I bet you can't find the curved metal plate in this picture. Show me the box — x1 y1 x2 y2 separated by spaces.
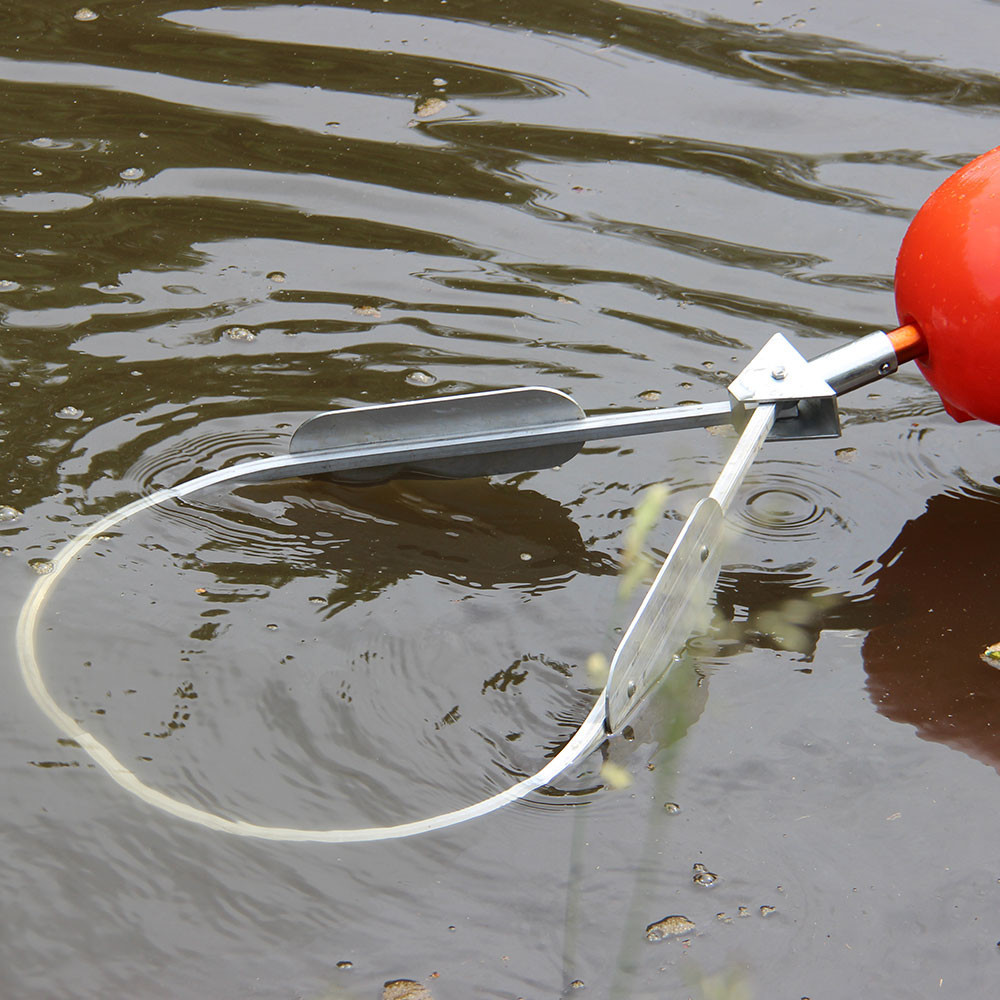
605 497 728 733
289 386 585 483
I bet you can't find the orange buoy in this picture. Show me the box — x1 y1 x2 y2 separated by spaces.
895 145 1000 424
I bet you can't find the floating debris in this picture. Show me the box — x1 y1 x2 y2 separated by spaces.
835 446 857 462
55 405 83 419
405 369 435 386
981 642 1000 666
0 505 22 522
759 905 776 917
716 912 733 924
119 167 144 181
705 422 734 437
223 326 256 342
74 7 98 20
383 980 434 1000
353 304 382 318
693 862 718 886
29 558 54 575
663 801 681 814
645 915 695 941
415 96 447 118
737 906 750 918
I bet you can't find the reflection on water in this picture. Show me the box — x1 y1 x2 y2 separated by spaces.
864 488 1000 771
4 0 1000 997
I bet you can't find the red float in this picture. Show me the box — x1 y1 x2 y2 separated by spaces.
894 145 1000 424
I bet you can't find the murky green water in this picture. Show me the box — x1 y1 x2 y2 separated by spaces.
4 2 1000 997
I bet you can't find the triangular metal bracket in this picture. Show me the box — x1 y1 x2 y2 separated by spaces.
729 333 841 440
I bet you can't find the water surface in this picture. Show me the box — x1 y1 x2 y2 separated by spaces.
3 2 1000 997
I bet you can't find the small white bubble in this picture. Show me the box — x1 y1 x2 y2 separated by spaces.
29 558 55 575
0 505 22 522
432 77 447 86
266 271 286 283
519 552 532 561
405 369 435 386
693 863 718 886
223 326 256 342
31 137 55 148
55 406 83 419
74 7 98 21
0 279 19 291
119 166 144 181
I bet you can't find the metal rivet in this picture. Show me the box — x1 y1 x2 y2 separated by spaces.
771 365 786 380
879 361 891 374
626 681 636 698
700 545 710 562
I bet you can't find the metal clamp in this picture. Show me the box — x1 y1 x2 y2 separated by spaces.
728 331 898 441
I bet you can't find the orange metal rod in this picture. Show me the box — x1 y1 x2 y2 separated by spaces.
888 323 927 364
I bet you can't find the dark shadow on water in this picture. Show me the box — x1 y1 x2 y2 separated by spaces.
195 475 619 610
862 487 1000 773
717 486 1000 774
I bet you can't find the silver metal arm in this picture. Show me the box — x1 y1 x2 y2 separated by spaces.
604 404 777 732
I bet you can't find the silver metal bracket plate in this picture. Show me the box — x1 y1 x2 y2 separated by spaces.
728 333 841 440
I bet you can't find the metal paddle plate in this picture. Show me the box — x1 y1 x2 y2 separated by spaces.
289 386 586 483
605 496 728 732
